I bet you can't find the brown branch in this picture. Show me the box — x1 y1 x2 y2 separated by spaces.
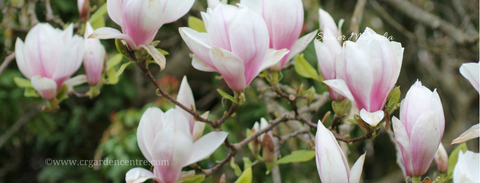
0 52 15 76
369 0 416 40
332 128 380 143
378 0 479 44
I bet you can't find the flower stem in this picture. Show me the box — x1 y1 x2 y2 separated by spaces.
412 176 422 183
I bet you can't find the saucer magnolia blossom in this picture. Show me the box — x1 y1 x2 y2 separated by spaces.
179 4 289 91
90 0 195 70
315 121 366 183
15 23 84 100
83 22 106 85
453 151 480 183
324 27 404 127
126 108 228 183
239 0 318 71
392 81 445 177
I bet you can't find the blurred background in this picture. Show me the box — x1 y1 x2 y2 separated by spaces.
0 0 478 182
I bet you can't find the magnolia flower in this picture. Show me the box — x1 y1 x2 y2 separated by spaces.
315 9 344 101
434 143 448 173
239 0 318 71
175 76 205 141
459 61 479 92
126 108 228 183
392 80 445 177
84 22 106 85
15 23 84 100
453 151 479 183
315 121 366 183
319 8 339 37
179 4 289 91
324 27 404 127
90 0 195 70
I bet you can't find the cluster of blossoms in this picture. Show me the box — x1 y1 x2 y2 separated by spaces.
13 0 479 182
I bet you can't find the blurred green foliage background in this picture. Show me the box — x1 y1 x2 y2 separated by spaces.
0 0 478 183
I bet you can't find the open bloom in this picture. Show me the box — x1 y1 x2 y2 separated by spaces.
239 0 317 71
315 121 366 183
459 61 479 92
126 108 228 183
90 0 194 69
315 9 344 101
84 22 106 85
15 23 84 100
324 27 404 126
434 143 448 173
179 4 288 91
453 151 479 183
392 80 445 177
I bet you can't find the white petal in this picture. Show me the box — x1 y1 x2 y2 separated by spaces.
31 76 57 100
451 124 479 145
63 74 87 92
125 167 160 183
89 27 138 49
209 47 247 91
176 76 196 133
349 153 367 183
138 45 166 71
60 23 74 44
459 62 480 92
164 109 192 139
107 0 125 27
359 109 384 127
179 27 214 69
287 30 319 61
323 79 356 106
161 0 195 24
137 107 166 162
260 49 289 71
185 131 228 165
392 116 413 176
453 151 480 183
409 111 441 176
15 38 31 78
319 8 339 37
52 35 84 87
192 55 217 72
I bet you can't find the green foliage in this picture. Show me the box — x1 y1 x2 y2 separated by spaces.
217 89 239 104
183 174 206 183
386 86 401 113
235 168 252 183
446 143 468 180
188 16 207 33
294 54 321 81
89 3 107 29
276 150 316 165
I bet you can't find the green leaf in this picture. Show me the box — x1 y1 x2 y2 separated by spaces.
56 85 69 101
115 39 128 58
217 89 238 104
386 86 401 113
446 143 468 180
234 168 252 183
106 54 124 71
157 48 169 55
88 3 107 29
24 87 39 97
182 174 205 183
14 77 32 88
294 54 321 81
106 67 119 84
233 163 242 176
276 150 316 165
188 16 206 33
243 157 253 169
115 62 132 77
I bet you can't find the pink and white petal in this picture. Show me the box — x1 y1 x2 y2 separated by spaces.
179 27 214 67
201 11 211 28
24 23 63 78
125 167 161 183
164 109 192 139
89 27 138 49
107 0 125 27
161 0 195 24
287 30 319 61
192 55 217 72
459 62 479 92
59 23 74 44
31 76 57 101
206 4 239 50
64 74 87 93
229 7 269 82
260 49 289 71
319 8 339 37
409 111 441 176
176 76 196 133
137 107 166 162
15 38 31 78
359 109 384 127
138 45 166 71
314 39 335 80
52 35 84 87
451 124 479 145
392 116 414 176
192 121 206 142
185 131 228 165
430 89 445 138
209 47 247 91
121 0 164 47
152 125 193 183
349 153 367 183
263 0 303 51
323 79 356 106
400 81 433 136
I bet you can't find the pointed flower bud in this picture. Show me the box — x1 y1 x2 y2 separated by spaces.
319 8 339 37
392 80 445 177
77 0 90 23
324 27 404 127
315 121 366 183
175 76 206 142
84 22 106 85
179 4 289 91
434 143 448 173
126 108 228 183
453 151 479 183
15 23 84 101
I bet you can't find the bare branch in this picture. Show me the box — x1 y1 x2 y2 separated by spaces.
0 52 15 76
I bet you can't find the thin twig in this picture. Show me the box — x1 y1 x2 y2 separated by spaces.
0 52 15 76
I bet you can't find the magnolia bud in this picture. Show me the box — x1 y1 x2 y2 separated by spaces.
434 143 448 173
261 133 275 163
77 0 90 23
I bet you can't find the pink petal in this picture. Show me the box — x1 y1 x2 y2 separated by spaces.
323 79 356 106
160 0 195 24
15 38 31 78
84 22 106 85
286 30 319 61
179 27 214 68
137 107 166 162
52 35 84 88
107 0 125 27
206 4 239 50
89 27 138 49
31 76 57 101
176 76 196 134
400 80 435 136
259 49 289 71
121 0 164 47
409 111 441 176
392 116 414 177
209 47 247 91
